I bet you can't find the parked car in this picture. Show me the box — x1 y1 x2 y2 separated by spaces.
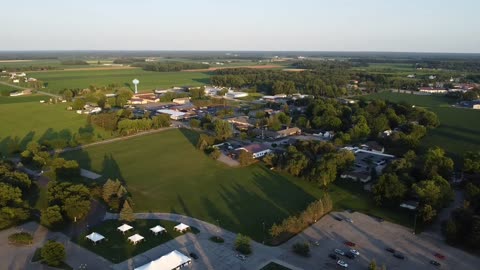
345 218 353 223
334 249 345 256
329 254 339 260
337 260 348 268
394 253 405 260
386 247 395 253
334 216 343 221
430 260 441 267
189 252 198 260
349 249 360 256
345 253 355 259
344 241 356 247
434 253 446 260
235 254 246 261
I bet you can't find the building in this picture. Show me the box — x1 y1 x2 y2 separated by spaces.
236 144 272 159
474 104 480 110
9 91 24 97
428 75 437 80
407 74 415 78
225 90 248 99
419 87 447 94
172 97 191 105
134 250 192 270
128 98 148 105
226 116 254 129
361 141 384 153
341 171 372 183
157 109 186 120
12 79 19 83
276 127 302 138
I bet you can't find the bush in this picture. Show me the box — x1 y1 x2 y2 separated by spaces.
209 236 225 243
8 232 33 245
235 234 252 255
41 241 65 267
292 242 310 257
208 148 221 160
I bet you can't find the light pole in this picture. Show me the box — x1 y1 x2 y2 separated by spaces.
262 222 266 244
216 219 220 234
413 212 418 235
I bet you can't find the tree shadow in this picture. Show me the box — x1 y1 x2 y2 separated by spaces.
192 77 211 85
101 153 125 183
178 128 200 147
19 131 35 150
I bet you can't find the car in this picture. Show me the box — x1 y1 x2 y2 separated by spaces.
344 241 356 247
386 247 395 253
235 254 246 261
189 252 198 260
393 253 405 260
329 254 339 260
434 253 446 260
334 216 343 221
334 249 345 256
430 260 441 267
349 249 360 256
345 218 353 223
345 253 355 259
337 260 348 268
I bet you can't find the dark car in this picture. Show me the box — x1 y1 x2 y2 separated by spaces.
393 253 405 260
386 247 395 253
189 252 198 260
430 260 441 267
334 216 343 221
329 254 339 260
434 253 446 260
344 241 356 247
345 253 355 259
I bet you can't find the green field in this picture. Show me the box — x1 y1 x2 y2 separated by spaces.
61 129 413 241
0 59 110 70
0 96 111 153
362 92 480 162
28 69 211 93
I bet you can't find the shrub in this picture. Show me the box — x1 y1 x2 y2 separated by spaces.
41 241 65 267
292 242 310 257
235 234 252 255
8 232 33 245
209 236 225 243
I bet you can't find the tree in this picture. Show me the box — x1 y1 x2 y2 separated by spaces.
413 180 441 207
372 173 407 205
238 150 255 166
464 152 480 174
189 119 201 128
152 114 171 129
63 196 91 221
369 260 377 270
292 242 310 257
41 241 65 267
208 148 221 160
235 234 252 255
40 205 64 228
119 200 135 222
0 183 22 207
72 98 86 110
213 120 233 140
419 204 437 223
116 89 133 107
422 147 454 179
102 179 120 203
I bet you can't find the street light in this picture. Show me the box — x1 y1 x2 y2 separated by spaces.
413 212 418 235
262 222 266 244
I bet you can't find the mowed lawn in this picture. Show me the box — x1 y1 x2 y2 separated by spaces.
28 69 211 93
0 96 111 152
362 92 480 161
61 129 414 241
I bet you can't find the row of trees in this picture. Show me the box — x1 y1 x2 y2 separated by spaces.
88 111 171 135
269 195 333 238
134 61 209 72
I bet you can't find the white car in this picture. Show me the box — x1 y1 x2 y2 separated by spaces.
235 254 246 261
345 218 353 223
350 249 360 256
337 260 348 268
334 249 345 256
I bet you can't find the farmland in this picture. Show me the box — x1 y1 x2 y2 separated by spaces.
362 91 480 162
61 129 413 242
0 96 111 153
28 68 211 93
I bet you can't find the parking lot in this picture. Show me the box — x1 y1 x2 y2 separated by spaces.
275 211 480 270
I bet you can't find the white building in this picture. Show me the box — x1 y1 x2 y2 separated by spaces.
236 144 272 159
157 109 186 120
134 250 192 270
225 90 248 99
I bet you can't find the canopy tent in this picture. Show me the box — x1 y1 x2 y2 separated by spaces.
150 225 166 235
134 250 192 270
117 224 133 234
128 234 145 245
86 232 105 244
174 223 190 233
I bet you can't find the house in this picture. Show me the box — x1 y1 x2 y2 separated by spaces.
236 144 272 159
361 141 384 153
224 90 248 99
172 97 191 105
17 72 26 77
276 127 301 137
105 93 118 98
131 93 160 103
341 171 372 183
407 74 415 78
9 91 24 97
157 109 186 120
474 104 480 110
226 116 254 129
128 98 148 105
12 79 19 83
419 87 447 94
428 75 437 80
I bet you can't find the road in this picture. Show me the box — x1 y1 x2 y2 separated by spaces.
0 80 61 98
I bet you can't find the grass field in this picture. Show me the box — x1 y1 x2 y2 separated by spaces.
0 96 111 153
362 92 480 162
61 129 413 241
28 69 211 93
73 219 199 263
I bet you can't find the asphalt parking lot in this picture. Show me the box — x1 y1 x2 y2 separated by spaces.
275 211 480 270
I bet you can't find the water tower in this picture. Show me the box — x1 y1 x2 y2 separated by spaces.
132 78 139 94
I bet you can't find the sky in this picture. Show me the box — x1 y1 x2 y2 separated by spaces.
1 0 479 53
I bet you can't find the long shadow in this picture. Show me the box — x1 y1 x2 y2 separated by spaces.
178 128 200 147
0 136 12 155
101 153 125 183
192 77 211 85
19 131 35 150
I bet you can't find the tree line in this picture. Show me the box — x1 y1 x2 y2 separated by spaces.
133 61 209 72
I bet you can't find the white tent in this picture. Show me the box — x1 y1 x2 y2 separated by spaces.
134 250 192 270
117 224 133 234
128 234 144 245
174 223 190 233
150 225 166 235
86 232 105 244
